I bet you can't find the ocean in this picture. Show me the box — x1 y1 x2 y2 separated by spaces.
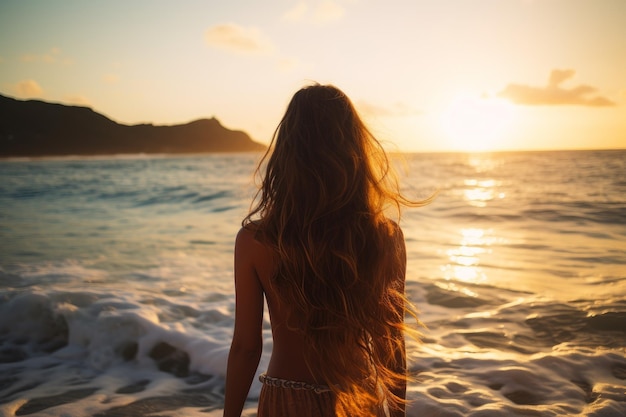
0 149 624 417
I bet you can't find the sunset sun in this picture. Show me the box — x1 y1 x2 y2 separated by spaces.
439 94 516 152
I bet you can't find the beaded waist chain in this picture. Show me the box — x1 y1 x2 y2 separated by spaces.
259 373 332 394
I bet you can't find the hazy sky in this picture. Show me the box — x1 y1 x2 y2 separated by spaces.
1 0 625 152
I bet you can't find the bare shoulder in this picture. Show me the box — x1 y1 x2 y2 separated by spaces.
236 226 257 248
235 227 267 257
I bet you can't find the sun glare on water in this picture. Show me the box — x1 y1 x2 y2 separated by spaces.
439 94 516 152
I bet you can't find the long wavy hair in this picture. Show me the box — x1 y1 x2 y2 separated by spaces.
244 84 428 416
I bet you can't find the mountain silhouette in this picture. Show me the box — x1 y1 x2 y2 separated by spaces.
0 94 266 157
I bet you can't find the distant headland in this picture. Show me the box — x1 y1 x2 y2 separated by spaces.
0 94 266 157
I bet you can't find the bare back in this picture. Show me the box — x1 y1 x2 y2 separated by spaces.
238 227 319 382
238 221 406 385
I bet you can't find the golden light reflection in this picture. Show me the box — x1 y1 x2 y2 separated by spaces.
463 178 505 207
468 155 501 172
448 244 484 266
446 265 485 283
442 228 498 284
436 281 479 298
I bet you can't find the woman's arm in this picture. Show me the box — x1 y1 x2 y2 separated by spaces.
223 228 265 417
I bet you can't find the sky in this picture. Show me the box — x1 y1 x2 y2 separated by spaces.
1 0 625 152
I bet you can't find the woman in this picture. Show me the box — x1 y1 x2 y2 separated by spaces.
223 84 426 417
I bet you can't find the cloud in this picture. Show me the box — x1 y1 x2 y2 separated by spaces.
498 69 615 107
20 47 72 65
357 100 421 118
283 0 345 23
205 23 274 54
14 79 44 98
